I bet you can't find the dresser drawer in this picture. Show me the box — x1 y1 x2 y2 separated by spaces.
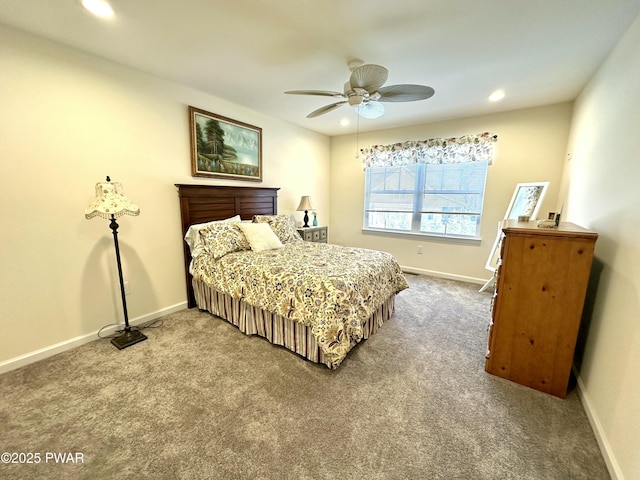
297 226 328 243
314 229 327 242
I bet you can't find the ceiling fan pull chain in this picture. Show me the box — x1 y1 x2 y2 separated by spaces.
355 109 360 158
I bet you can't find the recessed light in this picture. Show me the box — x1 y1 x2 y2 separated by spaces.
82 0 114 18
488 89 506 102
339 118 350 127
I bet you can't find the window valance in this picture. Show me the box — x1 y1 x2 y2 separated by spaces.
361 132 497 169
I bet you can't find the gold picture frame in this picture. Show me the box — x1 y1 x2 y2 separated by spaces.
189 106 262 182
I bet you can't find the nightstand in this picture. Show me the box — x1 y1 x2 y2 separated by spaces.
296 226 327 243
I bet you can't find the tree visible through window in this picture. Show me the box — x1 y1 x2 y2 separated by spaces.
364 161 489 238
361 132 496 239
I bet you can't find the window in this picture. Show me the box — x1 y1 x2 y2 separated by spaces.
361 132 496 239
364 161 489 238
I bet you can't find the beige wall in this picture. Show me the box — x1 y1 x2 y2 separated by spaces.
329 103 573 282
559 14 640 480
0 25 330 367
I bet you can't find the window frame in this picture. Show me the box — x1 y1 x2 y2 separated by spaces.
362 161 489 241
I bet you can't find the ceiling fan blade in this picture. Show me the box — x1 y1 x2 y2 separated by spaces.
349 64 389 92
285 90 345 98
356 101 385 119
378 84 435 102
307 101 348 118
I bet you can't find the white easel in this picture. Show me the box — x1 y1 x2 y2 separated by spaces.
479 182 549 293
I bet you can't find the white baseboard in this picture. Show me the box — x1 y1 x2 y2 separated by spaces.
574 370 623 480
0 302 188 375
400 265 488 286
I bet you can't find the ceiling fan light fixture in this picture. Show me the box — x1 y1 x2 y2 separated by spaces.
355 101 385 119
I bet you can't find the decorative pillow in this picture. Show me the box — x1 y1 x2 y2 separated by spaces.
253 214 302 243
184 215 241 258
236 222 284 253
199 222 250 259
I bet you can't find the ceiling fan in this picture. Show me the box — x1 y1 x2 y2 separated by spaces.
285 59 435 119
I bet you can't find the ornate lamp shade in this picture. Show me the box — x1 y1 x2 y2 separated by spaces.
85 178 140 219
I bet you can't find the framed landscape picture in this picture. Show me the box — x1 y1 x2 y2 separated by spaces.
189 106 262 182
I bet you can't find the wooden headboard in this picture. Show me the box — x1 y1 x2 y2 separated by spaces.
175 184 280 308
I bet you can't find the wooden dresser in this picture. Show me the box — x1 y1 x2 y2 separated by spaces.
485 220 598 397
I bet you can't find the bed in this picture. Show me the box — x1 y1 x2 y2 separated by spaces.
176 184 408 368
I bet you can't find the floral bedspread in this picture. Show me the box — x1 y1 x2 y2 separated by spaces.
191 242 409 359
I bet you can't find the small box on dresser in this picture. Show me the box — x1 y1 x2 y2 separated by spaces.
485 220 598 398
296 226 327 243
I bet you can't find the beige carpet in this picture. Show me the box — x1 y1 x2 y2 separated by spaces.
0 274 610 479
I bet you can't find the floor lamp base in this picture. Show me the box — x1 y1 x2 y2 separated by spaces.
111 329 147 350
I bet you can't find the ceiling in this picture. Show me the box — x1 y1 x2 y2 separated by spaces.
1 0 639 137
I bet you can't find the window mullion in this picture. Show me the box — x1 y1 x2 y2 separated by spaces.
411 163 426 232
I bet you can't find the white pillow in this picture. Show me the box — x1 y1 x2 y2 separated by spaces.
184 215 241 258
236 223 283 253
253 214 302 243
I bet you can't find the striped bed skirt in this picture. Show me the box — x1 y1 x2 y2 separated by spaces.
193 279 396 369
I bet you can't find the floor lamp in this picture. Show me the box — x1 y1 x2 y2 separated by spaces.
85 176 147 349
